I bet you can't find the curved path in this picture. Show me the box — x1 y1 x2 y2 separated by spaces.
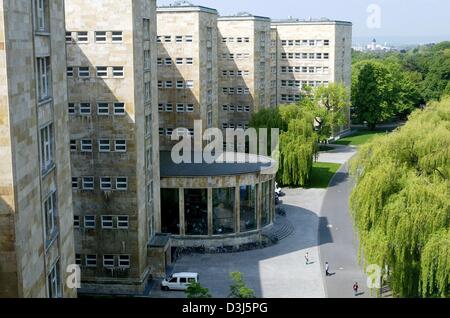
317 146 374 298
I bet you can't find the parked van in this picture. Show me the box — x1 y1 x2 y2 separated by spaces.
160 272 199 291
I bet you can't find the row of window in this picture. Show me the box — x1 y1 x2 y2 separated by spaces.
221 123 250 130
221 105 251 112
66 31 123 44
222 87 250 95
281 94 302 102
157 57 194 66
221 70 250 77
280 66 329 74
281 52 330 60
74 215 129 230
280 39 330 47
158 103 195 113
68 102 125 116
72 177 128 191
157 80 194 89
70 139 127 153
75 254 130 269
67 66 124 78
159 128 194 137
281 80 329 88
157 35 193 43
221 53 250 60
221 37 250 43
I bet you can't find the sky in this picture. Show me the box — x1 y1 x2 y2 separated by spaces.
157 0 450 44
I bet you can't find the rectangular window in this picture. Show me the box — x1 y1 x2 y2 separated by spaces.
97 103 109 115
186 58 193 65
175 36 183 43
157 58 163 65
72 177 78 190
244 105 250 112
98 139 110 152
78 66 90 78
74 215 80 228
75 254 81 265
101 216 113 229
176 58 183 65
117 216 129 229
96 66 108 78
185 35 193 42
95 31 107 43
84 215 96 228
176 81 184 89
165 104 173 112
37 57 50 101
118 255 130 268
144 50 151 69
70 140 77 152
112 31 123 43
35 0 48 32
47 261 61 298
176 104 184 112
85 255 97 267
185 80 194 89
82 177 94 190
164 36 171 42
114 103 125 115
100 177 112 190
116 177 128 191
145 82 151 101
65 32 72 43
145 114 152 137
115 140 127 152
166 128 173 136
40 124 53 172
80 103 91 115
143 19 150 39
103 255 114 267
165 81 173 88
164 58 172 65
186 104 194 112
159 128 164 136
77 31 88 43
43 192 57 241
112 67 124 77
67 67 74 77
324 40 330 46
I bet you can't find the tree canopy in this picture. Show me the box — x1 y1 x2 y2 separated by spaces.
349 98 450 297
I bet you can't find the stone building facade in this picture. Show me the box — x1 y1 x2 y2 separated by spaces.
0 0 76 298
156 5 219 151
65 0 160 294
217 15 272 136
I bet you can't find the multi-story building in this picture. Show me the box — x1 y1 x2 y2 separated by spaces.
217 13 272 134
65 0 160 294
271 19 352 105
0 0 75 297
156 4 219 150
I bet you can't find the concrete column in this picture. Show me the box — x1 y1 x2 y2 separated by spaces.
207 188 213 236
235 179 240 234
179 188 185 236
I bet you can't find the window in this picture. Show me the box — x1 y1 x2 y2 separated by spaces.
186 104 194 112
164 36 171 43
114 103 125 115
75 254 81 265
157 58 163 65
43 192 57 241
65 32 72 43
175 36 183 43
95 31 107 43
40 124 53 172
324 53 329 59
77 31 88 43
156 36 162 43
158 103 164 112
166 128 173 136
165 104 173 112
165 81 173 88
98 139 110 152
186 58 193 65
176 81 184 89
112 31 123 42
164 58 172 65
78 66 90 78
176 104 184 112
237 105 243 112
324 39 330 46
185 80 194 89
244 105 250 112
84 215 96 228
117 216 129 229
143 19 150 39
185 35 193 42
47 261 61 298
37 57 50 101
67 67 74 77
222 105 228 111
85 255 97 267
118 255 130 268
145 114 152 136
96 66 108 78
103 255 114 267
145 82 151 101
80 103 91 115
101 216 114 229
72 177 78 190
144 50 151 69
176 58 183 65
116 177 128 191
115 140 127 152
112 66 124 77
35 0 48 32
146 147 153 172
73 215 80 228
82 177 94 190
159 128 164 136
70 140 77 152
100 177 112 190
97 103 109 115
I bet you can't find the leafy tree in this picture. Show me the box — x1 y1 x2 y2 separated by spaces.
349 98 450 297
229 272 255 298
185 282 212 298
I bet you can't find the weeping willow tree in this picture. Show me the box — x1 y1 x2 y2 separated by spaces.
350 98 450 297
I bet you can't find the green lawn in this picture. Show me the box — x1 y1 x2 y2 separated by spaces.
332 130 390 146
306 162 342 188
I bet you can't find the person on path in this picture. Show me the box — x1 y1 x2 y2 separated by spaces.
353 282 359 296
325 262 330 276
305 252 309 265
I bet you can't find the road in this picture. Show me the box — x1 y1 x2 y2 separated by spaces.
318 152 374 298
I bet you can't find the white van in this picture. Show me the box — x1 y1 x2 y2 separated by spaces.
160 272 199 291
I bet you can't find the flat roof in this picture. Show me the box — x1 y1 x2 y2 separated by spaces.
218 13 271 22
160 151 276 177
157 5 218 15
272 18 352 26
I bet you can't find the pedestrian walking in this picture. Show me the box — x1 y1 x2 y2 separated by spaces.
305 252 309 265
325 262 330 276
353 282 359 296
